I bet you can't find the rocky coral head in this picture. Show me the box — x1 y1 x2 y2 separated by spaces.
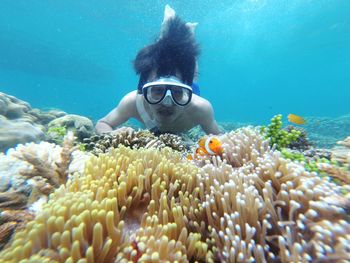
284 125 311 150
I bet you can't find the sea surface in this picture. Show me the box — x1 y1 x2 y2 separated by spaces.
1 0 349 125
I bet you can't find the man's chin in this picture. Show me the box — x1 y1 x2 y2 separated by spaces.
157 108 173 117
155 110 175 121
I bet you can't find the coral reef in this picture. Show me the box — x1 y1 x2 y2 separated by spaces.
6 132 75 189
200 128 350 262
0 132 93 209
331 136 350 169
47 114 94 142
303 148 332 161
283 125 311 151
317 163 350 185
0 132 91 248
83 127 187 155
280 149 332 174
0 92 63 152
183 126 206 142
0 210 34 250
313 136 350 185
0 127 349 262
46 126 67 145
186 114 350 149
260 114 301 150
0 92 94 152
305 114 350 148
0 146 206 262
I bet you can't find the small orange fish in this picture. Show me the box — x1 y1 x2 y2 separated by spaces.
288 114 306 125
187 136 223 160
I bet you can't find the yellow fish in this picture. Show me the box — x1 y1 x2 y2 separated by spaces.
288 114 306 125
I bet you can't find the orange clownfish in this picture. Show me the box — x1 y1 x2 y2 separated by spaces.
288 114 306 125
187 136 223 160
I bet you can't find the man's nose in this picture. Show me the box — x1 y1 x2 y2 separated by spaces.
161 90 174 106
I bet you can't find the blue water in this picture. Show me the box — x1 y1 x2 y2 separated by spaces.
1 0 349 124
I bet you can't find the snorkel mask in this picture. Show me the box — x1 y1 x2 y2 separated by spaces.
142 76 193 106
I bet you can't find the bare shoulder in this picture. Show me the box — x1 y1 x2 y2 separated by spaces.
99 90 139 125
121 90 138 105
189 95 221 135
189 95 214 117
118 91 138 114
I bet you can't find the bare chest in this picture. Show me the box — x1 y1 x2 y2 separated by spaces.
134 95 199 133
157 114 198 133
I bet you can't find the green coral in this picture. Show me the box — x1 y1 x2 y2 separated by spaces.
280 149 333 176
340 188 349 196
280 149 305 161
47 125 67 137
281 149 320 173
304 160 321 173
46 125 67 144
261 114 301 150
77 142 86 151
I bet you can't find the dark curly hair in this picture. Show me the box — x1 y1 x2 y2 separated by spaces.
133 16 200 93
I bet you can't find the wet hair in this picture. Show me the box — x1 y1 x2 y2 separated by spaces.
133 16 200 93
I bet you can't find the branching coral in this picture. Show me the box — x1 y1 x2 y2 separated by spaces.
83 127 187 155
0 132 84 250
0 131 88 211
7 132 75 188
0 190 29 211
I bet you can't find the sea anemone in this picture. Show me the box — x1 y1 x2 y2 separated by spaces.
200 128 350 262
0 146 207 262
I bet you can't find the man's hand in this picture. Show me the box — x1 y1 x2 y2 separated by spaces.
95 91 138 135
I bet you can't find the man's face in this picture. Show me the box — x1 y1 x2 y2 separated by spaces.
144 71 187 123
149 97 184 123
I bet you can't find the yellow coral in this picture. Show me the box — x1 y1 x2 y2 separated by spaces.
0 146 206 262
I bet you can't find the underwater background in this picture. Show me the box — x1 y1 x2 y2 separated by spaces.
1 0 350 124
1 1 350 262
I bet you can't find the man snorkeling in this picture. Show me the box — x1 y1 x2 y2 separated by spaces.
96 5 220 135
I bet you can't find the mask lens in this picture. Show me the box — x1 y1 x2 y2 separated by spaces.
170 86 192 105
147 85 167 103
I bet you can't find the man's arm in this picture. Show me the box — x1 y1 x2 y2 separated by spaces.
95 91 137 134
197 100 221 135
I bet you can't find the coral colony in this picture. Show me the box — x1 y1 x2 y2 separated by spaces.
0 124 349 262
0 91 349 262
